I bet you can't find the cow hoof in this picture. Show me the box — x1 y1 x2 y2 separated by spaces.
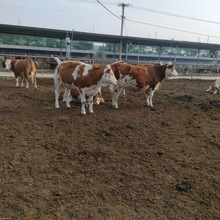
112 106 118 110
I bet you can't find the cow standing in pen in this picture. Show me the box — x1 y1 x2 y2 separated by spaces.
5 58 37 90
110 62 178 109
118 62 163 98
54 58 117 115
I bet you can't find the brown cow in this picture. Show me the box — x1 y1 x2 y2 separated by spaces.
110 61 178 109
54 58 117 114
5 58 37 90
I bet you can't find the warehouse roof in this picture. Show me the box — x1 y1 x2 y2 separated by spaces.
1 23 220 50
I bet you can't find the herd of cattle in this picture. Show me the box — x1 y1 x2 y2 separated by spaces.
2 56 220 115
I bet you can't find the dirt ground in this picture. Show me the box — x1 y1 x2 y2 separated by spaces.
0 77 219 220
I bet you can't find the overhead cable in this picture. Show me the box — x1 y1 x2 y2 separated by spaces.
96 0 120 19
131 5 220 25
125 18 220 39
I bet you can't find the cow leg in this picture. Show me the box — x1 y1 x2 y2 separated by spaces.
213 90 218 95
80 92 87 115
88 96 94 114
62 87 73 102
20 73 25 88
110 85 117 107
111 87 124 109
54 69 62 108
54 83 62 109
121 88 126 98
148 89 155 107
34 81 37 90
55 86 61 108
15 77 19 87
146 89 150 106
25 78 29 89
206 86 212 93
62 87 68 102
65 88 71 108
34 74 37 90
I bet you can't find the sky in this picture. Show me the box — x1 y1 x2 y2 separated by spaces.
1 0 220 44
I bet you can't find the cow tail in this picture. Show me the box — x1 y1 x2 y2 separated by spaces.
28 58 37 83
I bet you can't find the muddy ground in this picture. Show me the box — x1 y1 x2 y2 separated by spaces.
0 77 219 220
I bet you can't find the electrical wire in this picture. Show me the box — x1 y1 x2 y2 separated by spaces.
96 0 120 19
130 5 220 25
96 1 220 39
125 17 220 39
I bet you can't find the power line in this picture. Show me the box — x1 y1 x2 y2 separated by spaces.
125 18 220 39
130 5 220 25
96 1 220 39
96 0 120 19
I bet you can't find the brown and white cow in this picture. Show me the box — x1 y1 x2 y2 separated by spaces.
110 61 178 109
54 58 117 114
5 58 37 90
119 62 163 98
206 79 220 94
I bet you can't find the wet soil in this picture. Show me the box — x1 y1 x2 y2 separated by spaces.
0 77 219 220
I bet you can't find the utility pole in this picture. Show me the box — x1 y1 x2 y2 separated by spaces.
119 3 129 61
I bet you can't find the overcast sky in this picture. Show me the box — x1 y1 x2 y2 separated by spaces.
1 0 220 44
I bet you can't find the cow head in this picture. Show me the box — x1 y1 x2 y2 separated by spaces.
100 65 117 86
5 58 12 70
165 64 178 78
94 93 104 105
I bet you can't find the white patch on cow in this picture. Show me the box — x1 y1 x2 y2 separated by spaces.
121 75 138 91
72 65 80 80
82 65 93 77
